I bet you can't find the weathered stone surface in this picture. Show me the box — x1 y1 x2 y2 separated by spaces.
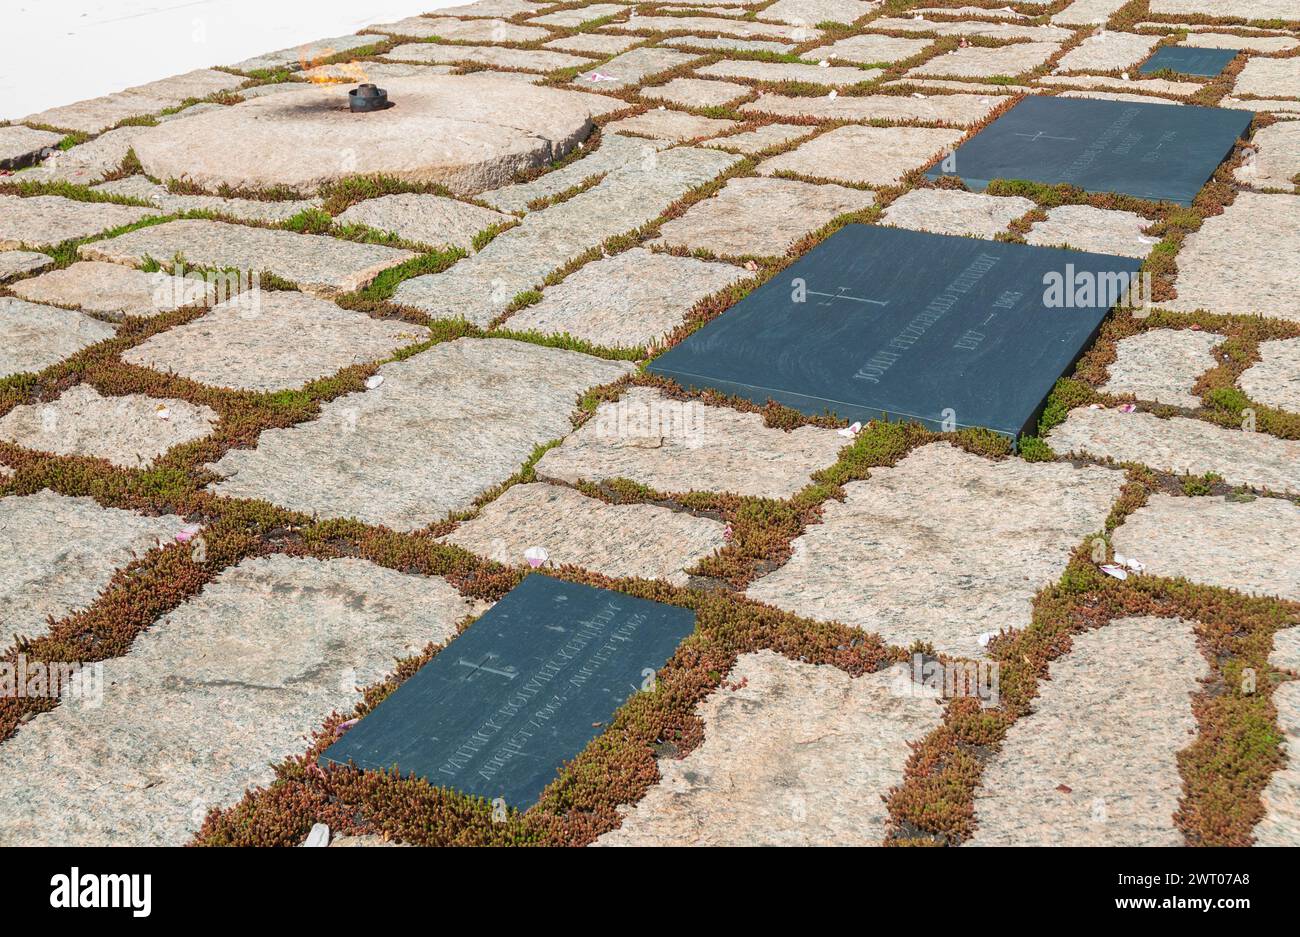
888 78 1031 94
1221 96 1300 115
439 0 550 15
0 251 53 281
0 126 62 170
663 36 796 54
481 133 667 213
741 92 999 126
1051 0 1130 25
1180 32 1299 53
19 69 245 133
0 195 158 250
1101 329 1220 408
297 61 450 84
1057 89 1187 105
0 298 117 378
394 147 740 323
0 490 182 640
0 384 218 469
746 444 1123 658
529 4 626 27
228 34 385 73
1236 121 1300 191
1055 33 1162 73
758 125 963 187
1047 408 1300 495
880 188 1034 238
335 194 512 250
909 42 1061 79
597 652 942 846
696 59 880 87
208 339 632 530
0 555 473 846
385 43 590 71
92 175 320 224
807 33 932 65
604 109 740 141
869 17 1072 41
603 16 821 41
544 33 641 56
1035 73 1199 97
1255 625 1300 846
535 386 846 499
701 123 816 153
969 616 1206 846
574 47 699 90
504 247 747 347
123 291 425 392
643 77 751 108
759 0 876 26
80 220 415 297
1150 0 1299 21
1241 338 1300 412
651 176 874 258
441 482 727 584
1111 494 1300 602
132 76 621 197
1025 204 1158 258
1167 193 1299 322
390 16 549 42
10 261 213 320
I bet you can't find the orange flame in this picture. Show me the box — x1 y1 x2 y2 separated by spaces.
297 46 370 85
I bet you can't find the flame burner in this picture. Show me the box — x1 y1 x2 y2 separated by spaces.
349 83 391 113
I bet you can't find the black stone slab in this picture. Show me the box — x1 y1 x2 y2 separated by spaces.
1139 45 1237 78
319 575 696 810
924 95 1254 206
647 225 1143 441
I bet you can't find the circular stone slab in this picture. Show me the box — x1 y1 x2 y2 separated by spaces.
132 75 620 195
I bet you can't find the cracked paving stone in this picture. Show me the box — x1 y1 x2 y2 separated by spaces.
1241 338 1300 413
534 386 846 499
1111 494 1300 602
758 125 962 187
384 43 590 72
92 175 321 225
334 193 513 250
0 384 218 469
740 92 1000 126
695 59 881 87
0 490 183 640
228 34 385 73
908 42 1061 79
1046 408 1300 495
207 338 632 530
1055 33 1162 73
806 33 933 65
440 482 727 585
596 652 943 846
0 195 159 250
481 133 668 213
650 176 874 258
880 188 1035 238
642 77 751 108
1236 121 1300 191
573 47 700 90
0 126 62 170
9 261 214 320
0 555 474 846
1255 625 1300 846
0 298 117 379
0 251 53 282
604 109 740 141
745 443 1125 659
18 69 245 133
701 123 816 154
603 16 822 41
79 220 416 297
969 616 1207 846
1025 204 1158 258
394 146 740 324
502 247 748 347
122 291 426 392
1100 328 1221 408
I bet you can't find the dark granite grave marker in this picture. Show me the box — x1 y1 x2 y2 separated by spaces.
647 225 1143 441
319 575 696 810
1139 45 1237 78
925 95 1253 205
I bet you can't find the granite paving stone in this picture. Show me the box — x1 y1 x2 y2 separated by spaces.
502 247 747 347
868 17 1072 42
1100 329 1221 408
0 555 473 846
207 338 632 530
228 34 386 72
1025 204 1159 257
481 133 668 213
0 298 117 378
642 77 751 108
1035 74 1200 97
1149 0 1299 17
440 481 727 584
122 291 426 392
384 44 590 71
879 188 1035 238
334 194 513 250
91 175 321 224
696 59 881 87
0 490 183 641
0 195 158 250
1255 626 1300 846
603 109 740 141
758 0 876 26
740 92 999 126
700 123 817 154
535 386 846 499
543 33 641 56
1236 121 1300 191
18 125 153 185
663 36 796 54
0 251 54 281
602 16 822 41
1111 494 1300 602
969 616 1206 846
0 384 218 470
745 443 1124 659
394 146 740 323
596 653 943 846
529 4 626 27
10 261 214 320
79 220 416 297
650 176 874 257
757 125 964 187
908 42 1061 79
806 34 933 65
1180 32 1299 54
19 69 245 133
1240 338 1300 412
0 125 62 170
1050 0 1130 25
573 47 699 90
1055 33 1163 73
1046 408 1300 495
390 17 548 42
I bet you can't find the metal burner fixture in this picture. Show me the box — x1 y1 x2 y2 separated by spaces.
349 83 392 113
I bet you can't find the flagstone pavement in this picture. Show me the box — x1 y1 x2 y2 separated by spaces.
1 0 1298 848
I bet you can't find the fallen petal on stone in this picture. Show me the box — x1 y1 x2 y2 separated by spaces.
524 545 549 568
1100 564 1128 580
